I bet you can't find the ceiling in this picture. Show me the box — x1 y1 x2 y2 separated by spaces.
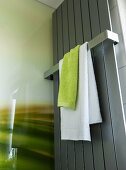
36 0 64 9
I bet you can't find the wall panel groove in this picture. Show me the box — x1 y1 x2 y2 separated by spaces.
53 11 62 170
66 1 76 169
52 0 126 169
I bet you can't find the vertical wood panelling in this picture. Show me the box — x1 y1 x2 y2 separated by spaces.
88 0 105 169
99 0 126 169
57 5 67 170
80 1 94 169
52 12 58 64
97 0 111 32
67 0 76 48
62 0 70 53
73 0 83 44
52 11 62 170
99 2 126 168
53 0 125 170
57 6 63 61
93 44 118 170
66 0 76 169
96 1 118 170
73 0 85 169
61 1 69 170
81 0 92 41
103 41 126 170
88 0 100 37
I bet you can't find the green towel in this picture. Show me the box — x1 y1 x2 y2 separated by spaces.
58 45 80 110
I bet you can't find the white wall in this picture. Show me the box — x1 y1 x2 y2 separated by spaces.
0 0 54 107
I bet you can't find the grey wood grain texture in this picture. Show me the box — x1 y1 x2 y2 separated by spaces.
57 3 69 170
98 0 126 169
97 0 118 169
52 0 126 170
80 0 94 170
53 74 61 170
88 0 105 169
123 103 126 116
67 0 76 49
65 0 76 169
97 0 111 32
93 44 118 170
108 0 117 10
81 0 92 42
52 12 58 65
119 66 126 104
57 6 63 60
62 0 69 53
73 0 83 44
103 40 126 170
60 1 69 170
53 11 62 170
73 0 85 169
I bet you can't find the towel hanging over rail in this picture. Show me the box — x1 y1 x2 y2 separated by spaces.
44 30 119 80
59 42 102 141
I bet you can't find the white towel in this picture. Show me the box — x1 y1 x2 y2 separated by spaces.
59 42 102 141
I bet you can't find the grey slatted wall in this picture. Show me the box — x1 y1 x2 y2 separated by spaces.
52 0 126 170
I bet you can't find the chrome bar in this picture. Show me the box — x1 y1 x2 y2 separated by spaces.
44 30 119 79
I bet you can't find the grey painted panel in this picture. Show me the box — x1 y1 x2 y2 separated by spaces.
67 1 76 170
73 1 85 169
98 0 111 32
74 141 85 170
80 1 94 170
60 1 69 170
81 0 91 42
52 12 58 64
67 0 76 48
60 141 68 170
90 124 105 170
56 5 69 170
57 6 63 60
52 12 62 170
57 3 69 170
115 33 126 69
103 41 126 170
123 103 126 117
89 0 100 37
53 0 126 170
53 74 62 170
73 0 83 44
83 142 94 170
62 0 70 53
67 141 75 170
99 2 126 169
110 6 122 34
93 45 118 170
89 0 105 169
97 1 118 169
108 0 117 10
119 66 126 104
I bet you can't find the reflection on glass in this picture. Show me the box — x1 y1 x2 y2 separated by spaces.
0 97 54 170
0 98 17 170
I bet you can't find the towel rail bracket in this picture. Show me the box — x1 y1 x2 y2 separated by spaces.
44 30 119 80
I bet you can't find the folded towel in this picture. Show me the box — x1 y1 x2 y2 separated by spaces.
58 45 80 110
59 42 102 141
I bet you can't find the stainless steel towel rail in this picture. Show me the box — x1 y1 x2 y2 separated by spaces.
44 30 119 80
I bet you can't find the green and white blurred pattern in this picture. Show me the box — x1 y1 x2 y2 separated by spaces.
0 105 54 170
0 0 54 169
